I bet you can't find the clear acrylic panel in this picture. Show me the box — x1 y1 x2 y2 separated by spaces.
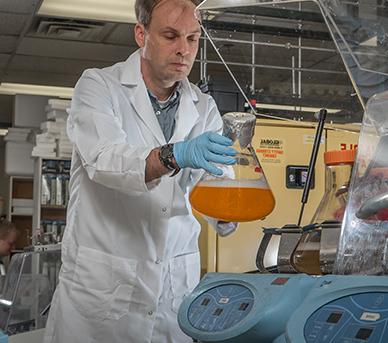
196 0 388 122
334 91 388 275
0 249 61 335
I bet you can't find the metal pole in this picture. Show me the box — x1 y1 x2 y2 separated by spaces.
292 56 296 96
203 33 208 81
297 109 327 226
251 29 255 95
193 58 346 75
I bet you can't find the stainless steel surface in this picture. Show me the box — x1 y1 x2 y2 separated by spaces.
319 222 341 274
277 230 302 273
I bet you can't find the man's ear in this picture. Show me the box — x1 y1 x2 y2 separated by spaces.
135 23 146 48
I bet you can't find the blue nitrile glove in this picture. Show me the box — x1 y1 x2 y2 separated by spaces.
173 131 237 175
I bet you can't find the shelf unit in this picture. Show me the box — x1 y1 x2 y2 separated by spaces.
32 157 70 245
7 176 34 249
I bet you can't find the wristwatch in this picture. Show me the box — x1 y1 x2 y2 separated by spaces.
159 144 180 176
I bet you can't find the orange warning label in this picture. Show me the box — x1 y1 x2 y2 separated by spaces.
256 138 284 164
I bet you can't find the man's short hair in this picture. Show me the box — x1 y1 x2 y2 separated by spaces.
135 0 202 28
0 218 17 240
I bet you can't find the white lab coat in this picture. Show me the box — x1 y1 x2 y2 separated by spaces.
43 49 222 343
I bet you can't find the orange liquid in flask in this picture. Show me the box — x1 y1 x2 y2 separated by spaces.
190 180 275 222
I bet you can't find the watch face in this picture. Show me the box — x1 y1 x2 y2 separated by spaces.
161 144 173 159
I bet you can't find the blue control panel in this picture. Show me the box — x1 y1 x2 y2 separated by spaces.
305 292 388 342
188 284 254 332
178 274 388 343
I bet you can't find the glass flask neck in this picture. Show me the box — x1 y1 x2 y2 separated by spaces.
311 162 354 223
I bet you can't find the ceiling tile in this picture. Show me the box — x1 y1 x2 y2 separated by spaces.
18 37 135 62
0 35 18 53
0 0 35 14
0 54 10 68
0 13 28 35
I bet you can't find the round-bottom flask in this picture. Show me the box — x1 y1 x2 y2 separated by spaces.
291 149 356 274
189 112 275 222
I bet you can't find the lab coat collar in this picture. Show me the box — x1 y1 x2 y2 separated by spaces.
120 49 200 144
120 50 165 145
120 49 141 86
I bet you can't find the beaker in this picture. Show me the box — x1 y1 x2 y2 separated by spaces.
189 112 275 222
292 149 357 274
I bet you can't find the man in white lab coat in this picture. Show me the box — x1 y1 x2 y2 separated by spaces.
43 0 237 342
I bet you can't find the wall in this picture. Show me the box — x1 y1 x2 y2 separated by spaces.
0 95 13 216
0 136 9 216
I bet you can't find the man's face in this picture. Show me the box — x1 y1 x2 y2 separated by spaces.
0 231 17 257
136 0 201 85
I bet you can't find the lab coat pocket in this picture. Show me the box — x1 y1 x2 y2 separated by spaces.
71 245 138 320
169 252 200 313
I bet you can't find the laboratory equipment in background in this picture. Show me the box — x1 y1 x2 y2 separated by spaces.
180 0 388 339
0 246 60 337
292 149 357 275
178 273 388 343
40 159 70 208
190 112 275 222
33 158 70 246
196 0 362 274
256 109 328 274
198 120 359 275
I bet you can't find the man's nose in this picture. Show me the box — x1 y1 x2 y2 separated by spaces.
176 37 189 57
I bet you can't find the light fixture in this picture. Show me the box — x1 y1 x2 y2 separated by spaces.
38 0 137 24
0 83 73 98
254 103 341 114
0 129 8 136
360 36 377 47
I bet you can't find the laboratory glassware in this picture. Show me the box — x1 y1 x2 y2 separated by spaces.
189 112 275 222
292 149 356 274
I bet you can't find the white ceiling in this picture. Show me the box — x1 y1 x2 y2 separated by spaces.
0 0 137 87
0 0 364 123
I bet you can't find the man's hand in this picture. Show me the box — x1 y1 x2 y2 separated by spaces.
173 131 236 175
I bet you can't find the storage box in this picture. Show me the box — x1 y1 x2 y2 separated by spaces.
5 141 34 176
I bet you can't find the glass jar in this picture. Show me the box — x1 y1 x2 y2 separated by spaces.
292 149 357 274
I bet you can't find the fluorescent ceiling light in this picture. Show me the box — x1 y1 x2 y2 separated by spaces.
360 36 377 47
0 83 73 98
0 299 12 307
38 0 137 24
254 103 341 114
